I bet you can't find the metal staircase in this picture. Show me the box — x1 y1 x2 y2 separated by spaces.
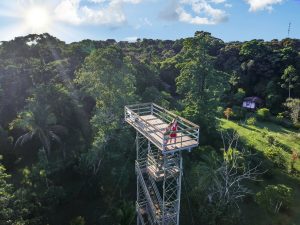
125 103 199 225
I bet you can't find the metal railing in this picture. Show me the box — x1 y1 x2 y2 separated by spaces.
125 103 199 153
136 161 162 221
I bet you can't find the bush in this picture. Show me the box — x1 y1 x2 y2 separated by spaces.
255 184 293 213
276 112 284 121
266 135 277 145
265 145 288 169
246 117 256 125
294 122 300 129
232 105 247 120
249 155 273 179
224 107 233 120
270 116 295 129
256 108 270 121
216 106 224 117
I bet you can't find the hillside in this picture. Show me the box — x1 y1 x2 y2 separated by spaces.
220 118 300 225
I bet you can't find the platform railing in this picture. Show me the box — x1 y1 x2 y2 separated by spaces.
125 105 163 148
125 103 199 152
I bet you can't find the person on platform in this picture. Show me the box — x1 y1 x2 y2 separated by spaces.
164 118 178 147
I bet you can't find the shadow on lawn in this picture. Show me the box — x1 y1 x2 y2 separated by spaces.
254 121 293 134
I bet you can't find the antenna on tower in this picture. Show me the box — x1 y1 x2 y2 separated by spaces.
288 22 291 37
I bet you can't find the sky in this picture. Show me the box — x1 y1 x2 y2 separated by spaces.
0 0 299 43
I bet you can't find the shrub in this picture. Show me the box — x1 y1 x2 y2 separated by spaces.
290 150 299 172
248 152 273 178
256 108 270 121
294 122 300 129
217 106 224 117
265 145 288 169
276 112 284 121
266 135 277 145
255 184 293 213
261 127 269 138
246 117 256 125
232 105 247 119
270 116 295 129
224 108 233 120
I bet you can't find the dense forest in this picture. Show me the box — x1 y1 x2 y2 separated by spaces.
0 31 300 225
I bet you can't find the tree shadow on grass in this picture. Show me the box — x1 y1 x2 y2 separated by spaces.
254 121 292 134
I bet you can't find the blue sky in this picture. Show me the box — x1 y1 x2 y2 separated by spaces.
0 0 299 43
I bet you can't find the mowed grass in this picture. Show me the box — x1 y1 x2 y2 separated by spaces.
219 118 300 225
218 118 300 171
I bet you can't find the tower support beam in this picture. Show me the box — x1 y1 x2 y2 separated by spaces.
125 103 199 225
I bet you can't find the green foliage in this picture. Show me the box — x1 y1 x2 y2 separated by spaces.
76 46 137 139
255 184 293 213
231 105 246 119
246 117 256 125
141 86 171 108
9 96 67 155
256 108 270 121
265 145 288 169
70 216 86 225
223 108 233 120
276 112 284 121
75 46 138 184
265 80 284 112
281 65 299 99
240 40 271 60
0 159 14 225
284 98 300 125
1 32 300 225
116 201 135 225
233 88 246 105
176 33 229 143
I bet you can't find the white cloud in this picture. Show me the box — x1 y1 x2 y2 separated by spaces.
210 0 226 3
54 0 143 26
245 0 284 12
175 0 228 25
54 0 82 25
124 36 138 42
134 17 152 29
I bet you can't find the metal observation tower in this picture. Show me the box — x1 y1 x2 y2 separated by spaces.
125 103 199 225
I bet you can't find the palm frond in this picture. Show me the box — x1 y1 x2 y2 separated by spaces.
49 131 61 143
14 132 33 148
38 130 51 154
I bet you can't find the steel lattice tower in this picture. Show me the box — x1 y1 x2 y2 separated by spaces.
125 103 199 225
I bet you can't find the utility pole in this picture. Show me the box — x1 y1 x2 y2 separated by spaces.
288 22 291 37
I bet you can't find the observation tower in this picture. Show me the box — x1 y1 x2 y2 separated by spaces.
125 103 199 225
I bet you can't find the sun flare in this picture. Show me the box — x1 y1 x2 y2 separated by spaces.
25 6 51 33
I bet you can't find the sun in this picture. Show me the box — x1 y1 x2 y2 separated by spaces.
24 6 51 33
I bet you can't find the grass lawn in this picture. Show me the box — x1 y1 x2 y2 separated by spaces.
219 118 300 170
218 118 300 225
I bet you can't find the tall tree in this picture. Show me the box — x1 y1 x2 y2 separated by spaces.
176 33 229 142
9 97 67 155
75 46 137 176
281 65 299 99
284 98 300 124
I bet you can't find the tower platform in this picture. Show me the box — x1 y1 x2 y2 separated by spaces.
125 103 199 154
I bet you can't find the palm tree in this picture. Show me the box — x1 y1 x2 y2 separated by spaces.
10 102 67 155
116 201 135 225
